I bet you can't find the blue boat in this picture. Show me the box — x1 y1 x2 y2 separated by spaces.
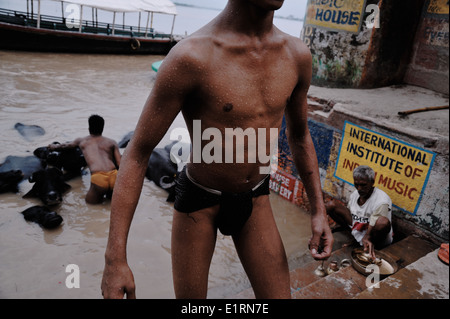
152 60 163 72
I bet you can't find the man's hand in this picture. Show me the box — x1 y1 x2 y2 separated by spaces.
362 234 376 260
101 261 136 299
309 214 334 260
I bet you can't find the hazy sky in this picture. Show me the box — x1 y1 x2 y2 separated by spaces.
175 0 308 19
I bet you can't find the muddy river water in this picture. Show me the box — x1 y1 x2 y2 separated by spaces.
0 50 312 299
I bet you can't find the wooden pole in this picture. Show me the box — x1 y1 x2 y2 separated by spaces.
78 5 83 32
398 106 449 116
112 12 116 35
145 11 150 37
138 12 141 33
170 15 176 38
37 0 40 29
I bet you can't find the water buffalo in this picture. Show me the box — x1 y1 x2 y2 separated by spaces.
0 155 44 180
14 123 46 141
23 167 71 206
0 170 24 194
21 205 63 229
118 134 188 202
34 143 87 180
146 142 188 202
118 131 134 149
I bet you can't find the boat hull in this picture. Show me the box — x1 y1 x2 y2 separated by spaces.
0 22 176 55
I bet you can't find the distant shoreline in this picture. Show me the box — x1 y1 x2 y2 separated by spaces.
173 2 304 21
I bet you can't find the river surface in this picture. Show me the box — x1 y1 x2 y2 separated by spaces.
0 50 312 299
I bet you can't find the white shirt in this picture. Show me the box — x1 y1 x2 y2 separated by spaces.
347 187 393 245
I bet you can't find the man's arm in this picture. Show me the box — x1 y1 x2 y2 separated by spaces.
112 141 122 169
101 42 201 299
48 138 82 151
285 42 333 260
363 204 391 258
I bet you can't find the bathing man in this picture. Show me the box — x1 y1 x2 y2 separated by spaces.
101 0 334 299
48 115 121 204
326 166 394 259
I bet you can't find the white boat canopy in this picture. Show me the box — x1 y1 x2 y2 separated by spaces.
28 0 177 35
47 0 178 15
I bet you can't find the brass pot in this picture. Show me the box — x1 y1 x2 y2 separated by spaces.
351 247 399 279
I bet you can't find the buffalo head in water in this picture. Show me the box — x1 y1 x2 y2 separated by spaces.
0 170 24 194
21 205 63 229
23 167 71 206
34 143 87 181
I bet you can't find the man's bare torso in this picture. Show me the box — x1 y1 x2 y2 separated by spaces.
78 136 118 173
178 24 306 193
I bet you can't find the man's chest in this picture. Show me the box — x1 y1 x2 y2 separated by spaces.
192 51 299 118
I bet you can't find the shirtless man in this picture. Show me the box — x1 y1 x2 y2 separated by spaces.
101 0 333 299
49 115 121 204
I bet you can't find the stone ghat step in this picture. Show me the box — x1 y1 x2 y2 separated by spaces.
355 249 448 299
230 235 438 299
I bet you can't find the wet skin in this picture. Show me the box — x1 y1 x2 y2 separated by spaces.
101 0 333 299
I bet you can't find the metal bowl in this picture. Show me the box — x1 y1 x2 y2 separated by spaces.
351 247 399 279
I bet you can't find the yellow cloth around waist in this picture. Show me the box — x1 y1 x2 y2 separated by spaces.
91 169 118 190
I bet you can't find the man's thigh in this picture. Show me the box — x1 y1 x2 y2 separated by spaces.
171 207 218 299
232 195 291 299
85 183 107 204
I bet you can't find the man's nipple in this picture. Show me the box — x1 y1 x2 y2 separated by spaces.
223 103 233 112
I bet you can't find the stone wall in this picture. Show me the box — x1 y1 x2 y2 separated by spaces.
270 115 449 243
404 0 449 94
300 0 378 87
290 0 449 242
301 0 449 92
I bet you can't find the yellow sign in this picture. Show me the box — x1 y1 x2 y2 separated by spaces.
305 0 367 33
335 122 436 215
428 0 449 14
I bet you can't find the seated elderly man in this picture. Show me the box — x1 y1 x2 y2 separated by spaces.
326 165 393 258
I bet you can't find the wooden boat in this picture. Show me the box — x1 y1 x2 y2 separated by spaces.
0 0 179 55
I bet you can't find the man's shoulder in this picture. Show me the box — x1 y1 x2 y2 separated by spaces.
158 35 212 79
102 136 119 146
349 189 360 200
367 188 392 209
167 35 213 64
373 187 392 202
283 32 312 65
270 29 312 78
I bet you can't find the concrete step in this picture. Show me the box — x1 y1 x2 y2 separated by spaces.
291 246 367 299
292 235 438 299
233 244 360 299
231 231 356 299
356 248 449 299
230 234 439 299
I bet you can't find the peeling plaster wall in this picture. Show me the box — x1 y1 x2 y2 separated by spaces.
301 0 378 88
301 0 434 89
308 27 371 87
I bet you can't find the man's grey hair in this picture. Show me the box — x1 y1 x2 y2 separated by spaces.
353 165 375 182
